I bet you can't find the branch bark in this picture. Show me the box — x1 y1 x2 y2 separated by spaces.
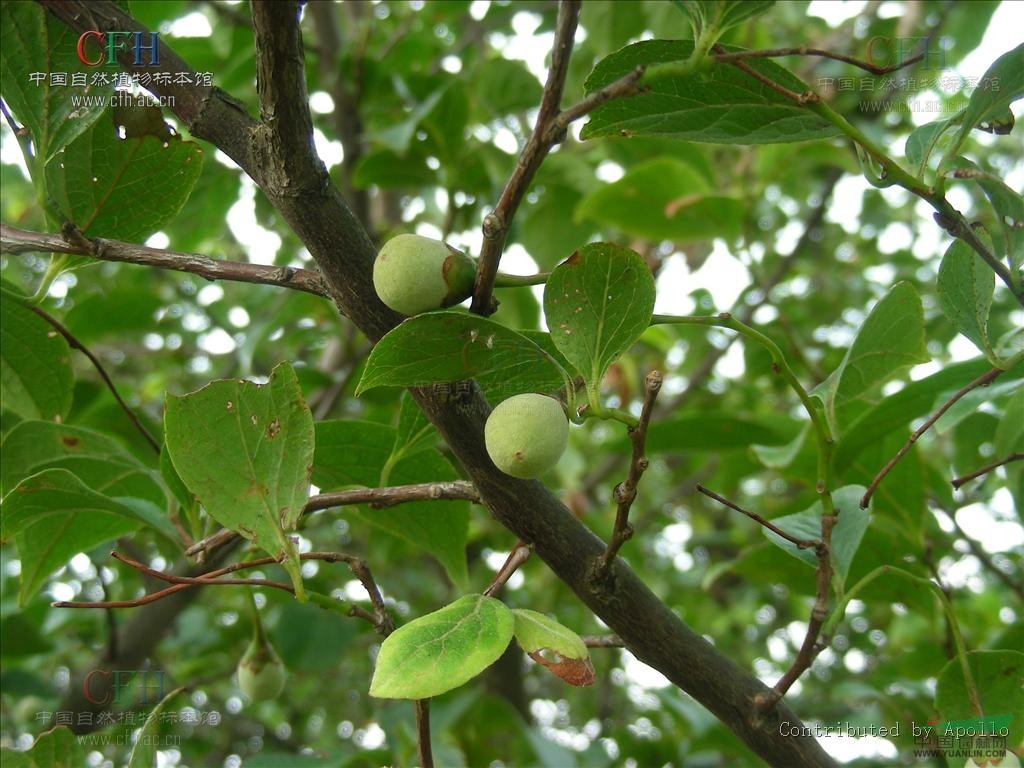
37 3 837 765
1 224 329 298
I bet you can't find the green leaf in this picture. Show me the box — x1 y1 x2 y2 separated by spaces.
834 357 992 470
752 424 809 469
391 393 437 462
945 158 1024 270
574 158 745 242
905 114 959 178
1 469 167 605
164 362 313 600
370 594 514 699
313 420 469 588
582 40 840 144
542 243 655 393
0 421 157 497
0 299 73 422
678 1 775 35
812 282 929 429
356 312 569 401
937 241 995 358
473 57 544 117
644 414 793 452
512 609 588 659
45 111 203 242
935 650 1024 752
762 486 871 590
127 686 186 768
0 726 84 768
946 43 1024 162
352 148 437 190
512 609 595 687
0 3 111 166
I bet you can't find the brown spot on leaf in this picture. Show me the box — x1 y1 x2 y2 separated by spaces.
566 250 582 265
61 436 80 449
266 418 281 438
664 194 701 218
528 650 595 686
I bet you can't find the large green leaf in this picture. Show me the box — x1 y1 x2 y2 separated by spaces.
935 650 1024 752
313 420 469 588
0 299 73 422
945 158 1024 272
370 594 514 699
542 243 655 393
945 43 1024 162
164 362 313 599
0 726 84 768
581 40 840 144
905 114 960 179
45 111 203 242
574 158 745 241
834 357 992 470
762 486 871 591
0 3 110 166
1 469 174 605
0 421 163 504
937 241 995 358
812 282 929 429
356 312 569 402
644 414 793 452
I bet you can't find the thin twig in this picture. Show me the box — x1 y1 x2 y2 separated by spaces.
185 481 481 559
0 223 329 298
415 699 433 768
712 45 925 76
861 367 1005 508
594 372 663 578
483 543 532 597
27 304 161 454
581 635 625 648
761 513 835 709
696 484 818 549
716 44 817 105
952 453 1024 490
551 66 645 133
470 0 581 315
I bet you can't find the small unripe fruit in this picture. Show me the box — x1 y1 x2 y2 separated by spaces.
373 234 476 316
237 633 287 700
485 393 568 479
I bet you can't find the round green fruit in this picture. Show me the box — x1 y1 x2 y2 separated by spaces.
484 393 569 479
237 634 287 700
372 233 476 316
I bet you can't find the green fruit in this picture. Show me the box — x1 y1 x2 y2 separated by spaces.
372 233 476 316
237 633 287 700
484 393 568 479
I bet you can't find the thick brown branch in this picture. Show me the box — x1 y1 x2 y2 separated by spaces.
470 0 581 315
595 372 663 578
862 366 1005 508
0 224 329 298
26 303 161 454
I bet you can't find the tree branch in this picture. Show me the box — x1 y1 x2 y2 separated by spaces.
0 223 329 298
952 452 1024 490
38 3 838 764
696 484 818 550
185 480 482 559
594 371 662 579
470 0 581 315
861 366 1007 508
